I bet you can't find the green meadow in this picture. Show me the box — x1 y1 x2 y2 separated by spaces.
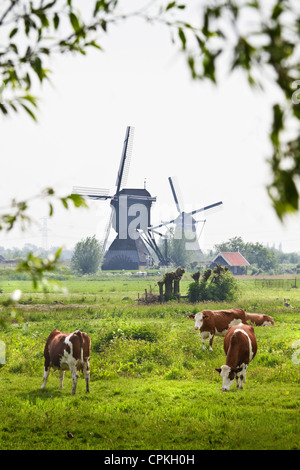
0 274 299 450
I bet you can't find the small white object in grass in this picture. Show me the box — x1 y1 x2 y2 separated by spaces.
11 289 22 302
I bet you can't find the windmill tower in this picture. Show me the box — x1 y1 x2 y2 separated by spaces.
73 126 156 270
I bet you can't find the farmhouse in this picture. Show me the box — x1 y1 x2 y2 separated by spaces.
210 251 250 275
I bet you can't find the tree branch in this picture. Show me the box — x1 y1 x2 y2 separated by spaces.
0 0 20 26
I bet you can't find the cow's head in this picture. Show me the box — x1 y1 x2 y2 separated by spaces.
215 365 243 391
189 312 208 330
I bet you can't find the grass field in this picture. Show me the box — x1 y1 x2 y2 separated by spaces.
0 274 300 450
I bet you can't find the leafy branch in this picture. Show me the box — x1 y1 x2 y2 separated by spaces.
1 1 300 220
0 188 88 294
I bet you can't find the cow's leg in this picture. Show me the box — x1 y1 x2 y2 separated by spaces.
59 370 65 389
200 331 208 350
236 374 242 389
208 333 214 351
237 374 243 390
83 361 90 393
241 365 247 386
41 366 50 390
237 365 247 390
69 363 78 395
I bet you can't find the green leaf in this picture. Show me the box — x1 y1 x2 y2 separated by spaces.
84 40 102 50
53 13 59 30
60 197 69 209
166 2 176 11
42 1 57 11
9 28 18 39
0 103 8 115
30 56 43 81
69 12 80 32
20 103 37 121
21 95 38 107
68 194 89 208
271 104 284 148
187 55 196 79
54 247 63 261
43 187 55 196
94 0 111 16
272 1 285 20
48 203 54 217
178 28 186 50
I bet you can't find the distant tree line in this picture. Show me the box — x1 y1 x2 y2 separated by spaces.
1 235 299 275
0 244 73 261
0 238 104 276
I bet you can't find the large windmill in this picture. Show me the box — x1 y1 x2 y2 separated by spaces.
73 126 156 270
140 176 223 263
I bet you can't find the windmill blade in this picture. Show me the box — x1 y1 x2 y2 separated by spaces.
188 201 223 217
148 201 223 231
116 126 135 193
148 218 177 232
138 229 169 265
168 176 183 214
102 207 114 252
72 186 111 200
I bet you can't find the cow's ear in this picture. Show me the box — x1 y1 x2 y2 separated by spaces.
188 314 195 320
215 368 221 374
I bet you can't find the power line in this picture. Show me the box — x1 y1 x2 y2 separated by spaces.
40 217 50 251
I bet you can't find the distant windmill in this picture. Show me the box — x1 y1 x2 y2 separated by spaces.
73 126 156 270
140 176 223 263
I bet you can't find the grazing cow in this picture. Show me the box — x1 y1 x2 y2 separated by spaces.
215 324 257 391
41 329 91 395
245 312 274 326
189 308 247 351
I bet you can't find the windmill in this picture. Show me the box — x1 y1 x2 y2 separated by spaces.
139 176 223 263
73 126 156 270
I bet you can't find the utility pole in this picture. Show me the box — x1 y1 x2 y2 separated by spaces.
40 217 50 252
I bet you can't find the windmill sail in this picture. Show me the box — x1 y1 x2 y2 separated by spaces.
72 186 111 200
149 201 223 232
168 176 183 214
102 207 115 252
116 126 135 193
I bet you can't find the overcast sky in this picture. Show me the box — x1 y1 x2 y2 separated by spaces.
1 0 300 254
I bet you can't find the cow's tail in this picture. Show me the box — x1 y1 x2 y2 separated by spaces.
74 330 84 362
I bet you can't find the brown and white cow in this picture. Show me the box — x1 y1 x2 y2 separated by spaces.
245 312 274 326
189 308 247 351
215 324 257 391
41 329 91 395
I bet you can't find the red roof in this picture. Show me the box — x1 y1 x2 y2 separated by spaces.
217 252 250 266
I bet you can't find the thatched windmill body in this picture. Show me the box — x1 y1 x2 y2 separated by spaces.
73 126 156 270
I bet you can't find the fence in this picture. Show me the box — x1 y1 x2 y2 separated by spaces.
254 278 298 289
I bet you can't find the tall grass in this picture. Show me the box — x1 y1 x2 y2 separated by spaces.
0 276 299 449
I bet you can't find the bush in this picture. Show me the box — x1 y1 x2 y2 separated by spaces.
93 323 160 352
188 265 238 302
71 235 103 275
